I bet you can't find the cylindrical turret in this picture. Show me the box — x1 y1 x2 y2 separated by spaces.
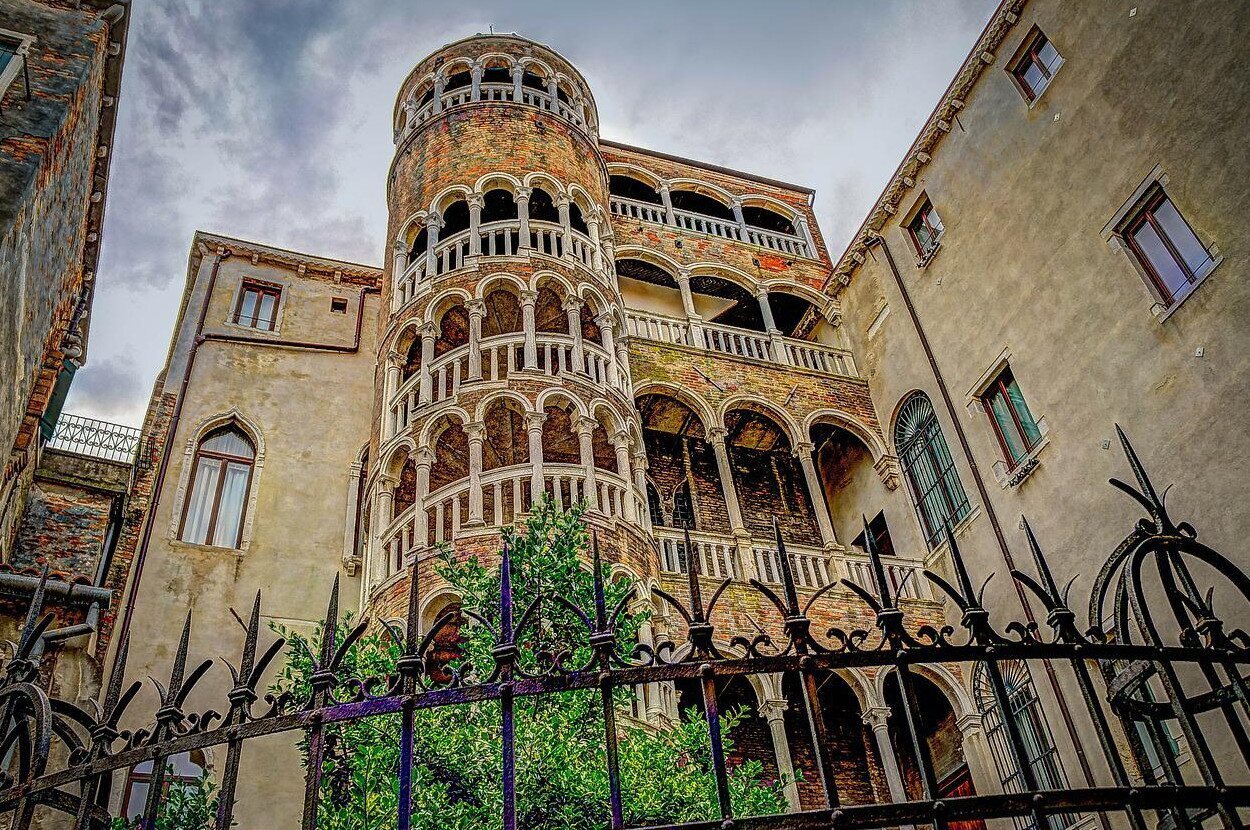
365 35 648 620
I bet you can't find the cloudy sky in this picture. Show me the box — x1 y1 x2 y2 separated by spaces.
67 0 998 426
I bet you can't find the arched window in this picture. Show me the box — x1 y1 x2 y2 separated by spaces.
894 393 970 547
123 750 207 819
974 661 1071 830
180 425 255 548
671 481 694 529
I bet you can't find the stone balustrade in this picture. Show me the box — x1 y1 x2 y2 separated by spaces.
608 195 813 258
405 82 589 138
623 309 858 378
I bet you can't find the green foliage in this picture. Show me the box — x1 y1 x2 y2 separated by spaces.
272 499 791 829
110 771 220 830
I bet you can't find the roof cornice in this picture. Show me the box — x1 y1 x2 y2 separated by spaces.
823 0 1028 292
190 231 383 283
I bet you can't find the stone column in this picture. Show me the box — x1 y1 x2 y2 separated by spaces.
468 194 483 256
432 72 445 113
956 712 999 799
526 412 546 507
794 441 837 550
576 416 600 512
708 427 747 537
520 290 538 369
633 450 652 533
659 183 675 225
760 699 802 811
466 299 485 381
384 352 402 439
612 430 634 522
556 195 572 259
597 313 619 388
616 336 632 393
413 448 434 549
343 459 364 574
470 63 483 101
757 289 790 366
511 64 523 102
516 186 532 250
370 476 397 588
731 198 749 243
546 75 559 107
564 296 586 374
675 269 703 347
424 214 443 278
795 215 815 257
418 322 436 405
863 706 912 820
391 240 408 308
466 421 486 527
587 215 603 272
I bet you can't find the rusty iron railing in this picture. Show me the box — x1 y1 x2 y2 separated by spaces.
0 430 1247 829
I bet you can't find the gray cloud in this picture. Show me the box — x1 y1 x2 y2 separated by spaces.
68 354 146 420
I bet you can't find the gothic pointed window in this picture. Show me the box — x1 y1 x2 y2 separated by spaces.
180 425 255 548
671 481 694 529
894 393 970 547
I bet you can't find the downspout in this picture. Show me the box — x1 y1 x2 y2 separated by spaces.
864 233 1106 816
0 575 113 656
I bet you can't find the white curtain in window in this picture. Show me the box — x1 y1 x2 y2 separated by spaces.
182 458 221 544
212 462 250 547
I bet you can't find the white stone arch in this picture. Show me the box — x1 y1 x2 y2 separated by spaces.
612 245 683 277
475 271 527 300
378 435 418 481
517 55 554 79
717 394 802 448
576 282 611 316
398 209 432 248
874 663 976 719
167 408 267 553
430 184 473 215
424 287 472 331
607 162 665 191
588 398 625 435
535 387 588 418
475 52 516 72
739 194 804 222
418 405 472 449
666 177 736 207
419 586 464 635
686 262 762 295
473 171 524 196
521 171 567 199
529 269 576 299
632 381 716 433
474 388 536 422
567 184 598 217
436 56 475 81
803 409 890 462
758 278 829 309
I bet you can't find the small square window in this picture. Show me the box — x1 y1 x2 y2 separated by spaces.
906 198 944 260
1119 186 1215 308
233 281 281 331
979 367 1041 467
330 297 348 313
1009 28 1063 103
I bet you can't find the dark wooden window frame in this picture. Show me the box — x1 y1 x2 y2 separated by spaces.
1008 28 1062 103
1120 186 1211 307
178 432 255 549
233 280 282 331
906 199 943 258
980 368 1040 467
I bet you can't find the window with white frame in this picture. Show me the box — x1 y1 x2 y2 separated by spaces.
0 29 34 106
1008 27 1064 103
1118 185 1217 309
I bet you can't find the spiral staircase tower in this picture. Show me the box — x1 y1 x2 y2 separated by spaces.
366 35 650 620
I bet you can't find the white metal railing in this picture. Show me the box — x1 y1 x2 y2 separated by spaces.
654 528 742 581
753 541 831 589
395 220 601 310
623 310 857 378
406 83 589 137
46 413 140 463
609 197 812 258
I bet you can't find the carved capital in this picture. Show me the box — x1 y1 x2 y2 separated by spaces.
392 238 408 254
562 295 584 313
519 289 538 305
707 426 729 447
424 213 444 230
861 706 891 731
758 699 788 722
465 421 486 441
466 298 486 317
467 194 485 210
874 454 902 491
514 186 532 201
574 415 599 437
793 441 815 461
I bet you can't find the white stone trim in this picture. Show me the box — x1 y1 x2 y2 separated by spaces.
0 28 35 104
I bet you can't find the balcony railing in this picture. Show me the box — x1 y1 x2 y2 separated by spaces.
609 195 812 258
654 527 742 581
387 333 629 439
624 309 857 378
404 82 589 138
46 414 140 463
380 464 642 577
395 219 600 308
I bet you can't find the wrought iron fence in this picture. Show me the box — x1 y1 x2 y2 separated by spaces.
46 414 141 463
1 429 1248 830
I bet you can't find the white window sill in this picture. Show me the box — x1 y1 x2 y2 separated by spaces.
993 424 1051 489
223 319 283 337
915 239 943 269
1153 254 1222 323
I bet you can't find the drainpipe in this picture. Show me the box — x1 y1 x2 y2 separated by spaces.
0 574 113 656
864 233 1106 818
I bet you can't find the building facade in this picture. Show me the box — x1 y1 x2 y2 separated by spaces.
101 0 1248 824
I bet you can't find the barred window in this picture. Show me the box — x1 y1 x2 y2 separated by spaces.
894 393 970 547
974 661 1072 830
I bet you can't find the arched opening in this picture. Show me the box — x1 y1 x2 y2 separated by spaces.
522 70 546 91
482 399 529 472
673 676 781 792
528 188 560 224
180 424 256 549
885 672 981 820
397 327 422 382
591 412 617 473
541 402 581 466
671 481 694 528
724 408 819 546
409 226 428 260
894 393 971 548
482 64 511 85
534 284 569 334
421 592 465 685
580 301 601 345
444 68 471 92
481 288 522 338
669 189 735 221
435 305 469 357
393 450 418 516
429 420 468 492
811 421 881 548
569 201 589 235
609 175 662 205
416 83 435 108
123 750 208 820
743 205 797 236
692 275 763 331
636 394 725 534
480 188 518 224
646 480 666 527
441 199 470 238
782 671 880 809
